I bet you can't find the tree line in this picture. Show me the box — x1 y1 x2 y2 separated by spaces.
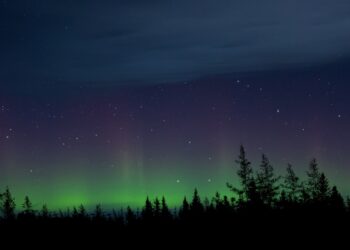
1 145 350 227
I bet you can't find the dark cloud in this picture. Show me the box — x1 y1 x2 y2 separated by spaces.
1 0 350 86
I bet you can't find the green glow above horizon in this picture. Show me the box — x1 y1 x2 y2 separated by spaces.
1 156 349 212
0 160 236 211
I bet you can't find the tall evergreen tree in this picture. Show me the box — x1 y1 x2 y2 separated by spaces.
126 206 136 225
256 154 280 206
179 197 190 220
283 164 301 203
329 186 345 212
22 196 34 217
317 173 330 203
227 145 254 202
22 196 33 214
154 197 161 219
141 196 153 222
1 187 16 221
306 158 321 200
246 178 261 208
190 188 204 215
161 196 172 221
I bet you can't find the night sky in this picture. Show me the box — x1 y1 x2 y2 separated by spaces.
1 0 350 209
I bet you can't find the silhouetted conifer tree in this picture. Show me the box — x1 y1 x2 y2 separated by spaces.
154 197 161 222
307 158 321 200
246 178 262 209
161 196 172 221
227 145 254 202
283 164 302 203
190 188 204 215
256 154 280 207
1 187 16 221
141 196 153 222
317 173 330 204
179 197 190 220
329 186 345 212
126 206 136 226
21 195 35 219
41 204 49 219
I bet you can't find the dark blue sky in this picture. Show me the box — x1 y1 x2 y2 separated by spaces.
1 1 350 207
1 0 350 86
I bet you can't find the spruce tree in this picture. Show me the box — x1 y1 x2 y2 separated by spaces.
22 195 34 216
179 197 190 220
317 173 330 203
190 188 204 215
161 196 172 221
306 158 321 200
126 206 136 225
329 186 345 212
1 187 16 221
141 196 153 222
227 145 254 202
256 154 280 207
154 197 161 220
283 164 301 203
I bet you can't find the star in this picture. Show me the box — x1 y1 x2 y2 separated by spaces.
176 179 181 183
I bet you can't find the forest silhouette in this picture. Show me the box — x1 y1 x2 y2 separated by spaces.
1 145 349 237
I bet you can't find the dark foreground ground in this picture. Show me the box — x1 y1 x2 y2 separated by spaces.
0 212 348 248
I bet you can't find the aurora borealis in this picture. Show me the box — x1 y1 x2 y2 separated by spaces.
1 1 350 210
